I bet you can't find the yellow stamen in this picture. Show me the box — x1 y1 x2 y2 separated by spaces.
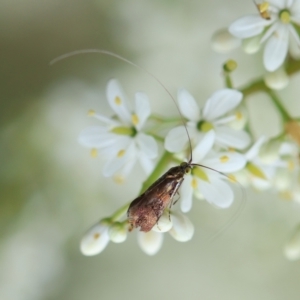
256 2 271 20
191 178 198 189
193 168 210 182
88 109 96 116
235 111 243 120
280 10 291 24
131 114 139 126
90 148 98 158
93 233 100 239
117 149 126 158
113 175 125 184
115 96 122 105
220 155 229 163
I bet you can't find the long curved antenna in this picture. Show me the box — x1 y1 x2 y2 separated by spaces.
50 49 193 162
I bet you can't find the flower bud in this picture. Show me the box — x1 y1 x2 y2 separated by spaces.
211 28 241 53
80 220 110 256
169 212 194 242
242 35 261 54
264 69 289 90
137 231 163 256
108 222 127 243
152 211 173 232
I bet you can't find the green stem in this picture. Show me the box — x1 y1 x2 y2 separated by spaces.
225 73 233 89
266 89 291 122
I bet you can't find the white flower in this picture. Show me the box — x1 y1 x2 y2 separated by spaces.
137 212 194 255
179 130 247 212
79 79 158 178
264 68 289 90
229 0 300 71
80 220 110 256
211 28 242 53
108 222 128 243
164 88 250 153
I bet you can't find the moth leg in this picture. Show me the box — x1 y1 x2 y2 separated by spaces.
173 193 180 205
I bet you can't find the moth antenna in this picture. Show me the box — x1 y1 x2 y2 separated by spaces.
50 49 193 162
192 163 247 244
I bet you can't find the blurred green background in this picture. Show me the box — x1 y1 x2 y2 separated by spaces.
1 0 300 299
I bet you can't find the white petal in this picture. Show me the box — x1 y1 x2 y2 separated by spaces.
164 126 189 153
169 211 194 242
199 177 234 208
242 34 263 54
269 0 285 8
134 92 151 130
214 126 251 149
137 231 164 255
80 221 110 256
102 142 136 177
289 24 300 47
180 174 194 212
177 89 200 121
211 28 242 53
202 89 243 121
192 130 215 162
152 211 173 232
202 152 246 173
229 15 272 39
135 133 158 158
245 136 266 161
92 113 120 126
78 126 116 148
264 68 289 90
263 25 289 71
106 79 131 124
108 224 127 243
138 152 155 175
260 22 280 44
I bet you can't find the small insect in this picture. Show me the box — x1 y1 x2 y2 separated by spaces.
254 1 271 20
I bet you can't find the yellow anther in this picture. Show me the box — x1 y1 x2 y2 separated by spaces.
117 149 126 158
220 155 229 163
115 96 122 105
113 175 125 184
235 111 243 120
90 148 98 158
93 233 100 240
191 178 198 189
258 2 269 13
88 109 96 116
131 114 139 126
280 10 291 24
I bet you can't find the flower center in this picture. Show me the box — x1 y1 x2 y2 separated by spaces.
192 167 209 182
111 126 137 136
279 9 291 24
197 121 214 132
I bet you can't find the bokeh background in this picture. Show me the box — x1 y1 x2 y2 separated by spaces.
2 0 300 299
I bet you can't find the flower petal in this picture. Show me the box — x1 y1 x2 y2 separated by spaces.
202 152 246 173
192 130 215 162
134 92 151 130
138 152 155 175
199 177 234 208
263 25 289 71
137 231 164 255
135 133 158 159
202 89 243 121
80 221 110 256
152 211 173 232
229 15 272 39
180 174 194 212
106 79 131 124
245 136 266 161
164 126 189 153
178 89 200 121
78 126 116 148
169 211 194 242
214 126 251 149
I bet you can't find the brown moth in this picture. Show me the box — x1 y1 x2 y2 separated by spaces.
127 162 191 232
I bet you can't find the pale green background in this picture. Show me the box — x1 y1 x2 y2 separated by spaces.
1 0 300 299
